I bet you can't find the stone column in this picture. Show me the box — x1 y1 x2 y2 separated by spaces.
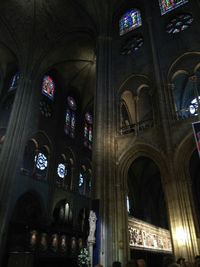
0 69 40 264
92 34 111 267
92 33 129 267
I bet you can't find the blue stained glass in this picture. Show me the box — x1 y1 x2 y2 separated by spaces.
189 97 200 116
9 72 20 91
42 75 55 100
119 9 142 36
35 152 48 171
127 196 130 213
79 173 84 187
57 163 67 178
159 0 188 15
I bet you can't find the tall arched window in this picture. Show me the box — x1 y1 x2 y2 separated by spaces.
84 112 93 149
22 139 38 175
34 146 49 180
42 75 55 100
53 200 73 225
64 96 77 138
119 9 142 36
78 164 92 196
79 168 85 195
9 72 20 92
172 72 200 119
0 72 19 152
159 0 188 15
57 154 67 183
56 153 73 190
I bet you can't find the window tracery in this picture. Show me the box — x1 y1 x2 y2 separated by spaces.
121 36 144 55
166 13 193 34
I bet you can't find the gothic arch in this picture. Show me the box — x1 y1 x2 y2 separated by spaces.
118 143 169 190
52 199 73 225
167 52 200 120
167 52 200 81
174 132 196 177
118 74 151 94
118 75 153 134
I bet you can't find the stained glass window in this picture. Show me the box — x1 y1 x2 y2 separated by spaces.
127 196 130 213
189 97 200 116
35 152 48 170
9 72 20 91
159 0 188 15
67 96 77 110
79 173 84 187
57 163 67 178
64 96 77 138
119 9 142 36
84 112 93 149
42 75 55 100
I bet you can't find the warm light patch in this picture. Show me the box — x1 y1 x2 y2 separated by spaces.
175 227 187 245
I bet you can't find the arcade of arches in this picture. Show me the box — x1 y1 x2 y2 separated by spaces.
0 1 200 267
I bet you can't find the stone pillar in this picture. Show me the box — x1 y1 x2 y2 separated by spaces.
145 5 173 152
0 69 40 264
92 35 111 267
92 33 129 267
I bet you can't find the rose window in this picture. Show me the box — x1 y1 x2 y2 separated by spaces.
35 153 48 170
121 36 144 55
166 14 193 34
57 163 67 178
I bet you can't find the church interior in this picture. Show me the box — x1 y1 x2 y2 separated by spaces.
0 0 200 266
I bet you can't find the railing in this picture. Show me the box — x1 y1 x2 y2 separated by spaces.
175 108 198 121
120 119 154 135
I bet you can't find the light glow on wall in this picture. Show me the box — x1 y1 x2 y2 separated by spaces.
175 227 187 246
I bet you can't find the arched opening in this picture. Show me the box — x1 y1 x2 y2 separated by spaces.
4 191 44 266
127 156 169 267
53 199 73 226
172 71 200 119
137 86 153 129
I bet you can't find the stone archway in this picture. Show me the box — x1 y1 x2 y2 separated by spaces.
116 144 170 266
4 191 44 267
127 156 168 229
